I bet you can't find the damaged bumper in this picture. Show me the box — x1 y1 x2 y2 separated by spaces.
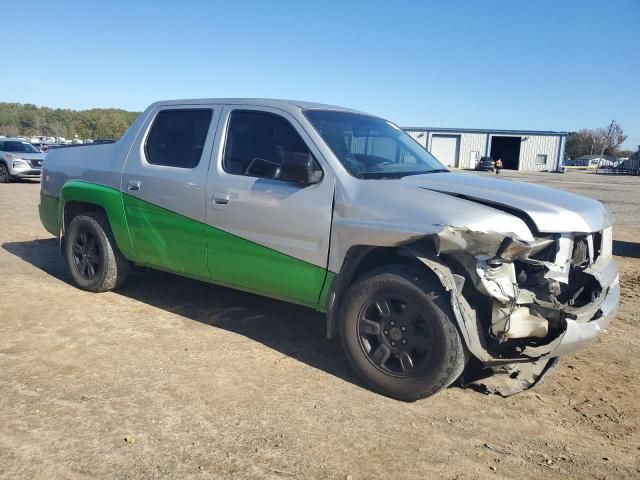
551 261 619 357
407 224 619 396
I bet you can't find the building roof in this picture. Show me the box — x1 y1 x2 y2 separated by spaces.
402 126 568 137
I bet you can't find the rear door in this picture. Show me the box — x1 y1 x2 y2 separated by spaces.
204 105 334 304
121 105 220 277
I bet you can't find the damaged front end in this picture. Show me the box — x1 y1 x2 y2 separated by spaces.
406 224 619 396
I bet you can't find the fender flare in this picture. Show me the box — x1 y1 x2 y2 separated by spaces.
59 180 136 260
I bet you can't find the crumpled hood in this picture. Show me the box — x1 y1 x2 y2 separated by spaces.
402 172 612 233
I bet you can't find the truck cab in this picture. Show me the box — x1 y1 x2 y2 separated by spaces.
39 99 619 401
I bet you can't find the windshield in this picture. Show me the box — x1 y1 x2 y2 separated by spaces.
3 141 40 154
304 110 446 178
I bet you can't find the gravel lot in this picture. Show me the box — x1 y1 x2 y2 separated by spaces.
1 170 639 479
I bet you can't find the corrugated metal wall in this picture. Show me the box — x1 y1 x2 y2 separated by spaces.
405 129 564 171
514 135 561 171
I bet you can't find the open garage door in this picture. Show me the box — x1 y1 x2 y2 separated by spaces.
490 136 522 170
431 135 460 167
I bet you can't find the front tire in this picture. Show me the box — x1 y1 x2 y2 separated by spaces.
64 212 129 292
339 265 466 401
0 163 11 183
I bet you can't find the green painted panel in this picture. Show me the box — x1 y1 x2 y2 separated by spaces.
58 181 331 308
122 193 208 278
206 227 329 305
39 192 60 236
60 181 136 260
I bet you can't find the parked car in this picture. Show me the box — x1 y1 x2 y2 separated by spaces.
39 99 619 401
0 138 46 183
475 156 495 171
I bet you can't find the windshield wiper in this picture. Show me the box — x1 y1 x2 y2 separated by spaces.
359 169 448 179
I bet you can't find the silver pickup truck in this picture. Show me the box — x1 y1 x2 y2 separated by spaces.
39 99 619 401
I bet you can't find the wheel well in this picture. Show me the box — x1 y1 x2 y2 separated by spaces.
325 242 440 339
351 247 423 282
63 201 107 232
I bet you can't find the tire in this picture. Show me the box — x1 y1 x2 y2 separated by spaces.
64 212 129 292
0 163 11 183
339 265 467 401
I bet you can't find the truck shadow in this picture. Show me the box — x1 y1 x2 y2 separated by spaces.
2 238 362 390
613 240 640 259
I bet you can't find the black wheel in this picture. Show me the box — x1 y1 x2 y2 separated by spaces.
339 265 467 401
64 212 129 292
0 163 11 183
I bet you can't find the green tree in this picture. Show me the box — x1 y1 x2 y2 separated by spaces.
0 102 140 140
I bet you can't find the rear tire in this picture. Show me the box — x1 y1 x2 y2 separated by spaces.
0 164 11 183
64 212 129 292
339 265 466 401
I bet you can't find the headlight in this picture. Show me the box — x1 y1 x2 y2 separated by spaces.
12 159 29 168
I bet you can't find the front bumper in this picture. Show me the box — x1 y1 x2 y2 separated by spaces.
14 169 42 178
9 162 42 178
548 260 620 357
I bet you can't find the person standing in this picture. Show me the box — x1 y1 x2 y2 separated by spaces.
495 158 503 174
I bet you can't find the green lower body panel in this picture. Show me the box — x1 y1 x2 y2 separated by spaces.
206 227 329 306
55 182 332 308
39 192 60 236
123 193 209 278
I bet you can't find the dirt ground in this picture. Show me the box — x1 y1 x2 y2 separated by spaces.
1 170 639 480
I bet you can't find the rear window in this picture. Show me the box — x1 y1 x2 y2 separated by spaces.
144 109 213 168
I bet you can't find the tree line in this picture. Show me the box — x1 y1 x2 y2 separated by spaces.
565 120 632 159
1 102 634 158
0 102 140 140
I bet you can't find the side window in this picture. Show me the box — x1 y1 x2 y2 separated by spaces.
223 110 313 179
144 109 212 168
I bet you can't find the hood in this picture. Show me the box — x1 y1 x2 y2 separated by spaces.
8 152 46 161
402 172 611 233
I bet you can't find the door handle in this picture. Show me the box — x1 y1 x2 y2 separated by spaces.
127 180 141 192
213 192 230 205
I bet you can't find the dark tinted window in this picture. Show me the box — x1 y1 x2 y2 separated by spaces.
2 141 40 153
223 110 312 179
145 109 212 168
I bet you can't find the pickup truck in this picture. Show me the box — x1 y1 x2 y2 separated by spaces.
39 99 619 401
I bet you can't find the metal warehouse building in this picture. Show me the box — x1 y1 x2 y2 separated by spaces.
403 127 567 172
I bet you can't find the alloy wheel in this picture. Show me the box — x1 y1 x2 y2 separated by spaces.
72 229 102 280
357 294 434 377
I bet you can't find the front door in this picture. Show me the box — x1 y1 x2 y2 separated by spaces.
205 106 334 305
121 106 220 277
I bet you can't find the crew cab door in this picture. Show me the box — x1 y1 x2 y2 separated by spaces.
121 105 220 277
205 105 334 304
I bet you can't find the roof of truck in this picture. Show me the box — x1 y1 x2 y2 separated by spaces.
150 98 369 114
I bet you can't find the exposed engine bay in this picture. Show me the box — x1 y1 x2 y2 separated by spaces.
405 223 619 396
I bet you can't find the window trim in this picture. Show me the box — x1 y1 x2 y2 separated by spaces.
536 154 548 165
142 107 214 170
221 108 324 182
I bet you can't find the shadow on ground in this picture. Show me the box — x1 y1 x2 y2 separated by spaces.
2 238 363 390
613 240 640 259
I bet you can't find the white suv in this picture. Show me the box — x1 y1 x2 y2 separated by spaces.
0 138 46 183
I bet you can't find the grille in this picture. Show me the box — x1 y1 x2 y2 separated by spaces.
28 159 43 168
572 231 603 267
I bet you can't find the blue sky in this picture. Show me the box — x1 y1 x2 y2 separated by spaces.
2 0 639 148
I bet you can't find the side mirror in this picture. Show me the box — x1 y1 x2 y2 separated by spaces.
279 152 322 184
